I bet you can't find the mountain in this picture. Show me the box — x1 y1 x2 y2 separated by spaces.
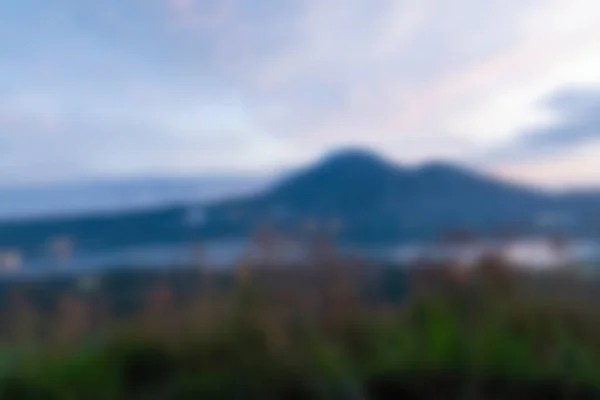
0 175 269 220
202 150 557 242
1 149 599 254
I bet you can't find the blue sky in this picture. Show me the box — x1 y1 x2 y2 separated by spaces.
1 0 600 188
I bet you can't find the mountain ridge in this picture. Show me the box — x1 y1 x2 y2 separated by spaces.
0 149 599 253
0 175 270 221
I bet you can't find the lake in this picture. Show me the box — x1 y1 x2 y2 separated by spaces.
4 237 600 278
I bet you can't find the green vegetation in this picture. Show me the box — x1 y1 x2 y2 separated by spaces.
0 265 600 399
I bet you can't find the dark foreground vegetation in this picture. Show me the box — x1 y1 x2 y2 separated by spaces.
1 260 600 399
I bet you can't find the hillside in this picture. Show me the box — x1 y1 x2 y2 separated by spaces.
0 149 599 254
0 175 267 220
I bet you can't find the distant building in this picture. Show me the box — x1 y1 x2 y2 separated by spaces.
393 242 492 269
393 237 578 271
0 249 23 271
48 235 75 263
502 238 573 270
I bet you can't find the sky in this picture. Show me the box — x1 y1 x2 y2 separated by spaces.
1 0 600 189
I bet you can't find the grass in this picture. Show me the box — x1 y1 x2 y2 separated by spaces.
0 262 600 399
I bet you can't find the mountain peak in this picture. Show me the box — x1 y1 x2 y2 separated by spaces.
318 148 394 171
415 161 473 177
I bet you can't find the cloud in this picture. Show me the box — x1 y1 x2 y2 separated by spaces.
480 88 600 163
523 89 600 147
204 0 536 160
1 0 600 186
0 97 292 185
492 139 600 189
205 0 600 164
482 87 600 187
165 0 235 30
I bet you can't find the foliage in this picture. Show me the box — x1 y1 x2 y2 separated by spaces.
1 266 600 399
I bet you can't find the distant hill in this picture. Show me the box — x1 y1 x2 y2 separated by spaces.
1 149 599 254
0 175 268 220
202 149 578 242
